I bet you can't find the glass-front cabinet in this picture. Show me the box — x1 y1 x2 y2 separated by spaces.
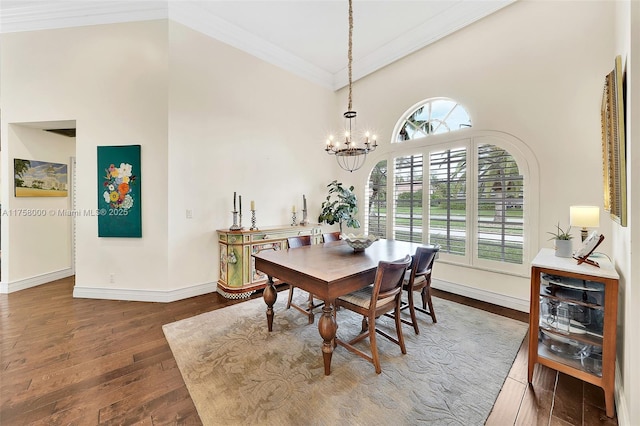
528 248 619 418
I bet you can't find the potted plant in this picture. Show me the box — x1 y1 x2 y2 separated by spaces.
318 180 360 233
547 223 573 258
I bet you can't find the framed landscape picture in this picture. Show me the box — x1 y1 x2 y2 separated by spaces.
14 159 68 197
97 145 142 237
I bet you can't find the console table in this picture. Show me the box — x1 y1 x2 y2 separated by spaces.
217 225 322 299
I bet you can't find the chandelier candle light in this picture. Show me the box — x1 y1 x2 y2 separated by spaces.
325 0 377 173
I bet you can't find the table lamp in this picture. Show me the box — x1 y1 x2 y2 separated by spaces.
569 205 600 241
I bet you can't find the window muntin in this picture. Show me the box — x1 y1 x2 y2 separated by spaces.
397 98 471 142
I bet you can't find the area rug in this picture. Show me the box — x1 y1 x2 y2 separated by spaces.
162 293 527 426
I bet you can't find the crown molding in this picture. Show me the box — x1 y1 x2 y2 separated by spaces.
168 2 335 90
1 0 515 92
0 1 168 33
332 0 515 90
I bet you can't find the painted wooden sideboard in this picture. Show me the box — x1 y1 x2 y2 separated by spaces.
217 225 322 299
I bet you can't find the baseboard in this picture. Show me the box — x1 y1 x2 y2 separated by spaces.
72 281 216 303
432 278 529 313
615 362 629 425
0 268 74 294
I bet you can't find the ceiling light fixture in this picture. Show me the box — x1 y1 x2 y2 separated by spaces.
325 0 377 173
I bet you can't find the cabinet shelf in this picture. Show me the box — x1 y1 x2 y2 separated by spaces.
528 248 618 418
539 288 605 310
538 323 603 346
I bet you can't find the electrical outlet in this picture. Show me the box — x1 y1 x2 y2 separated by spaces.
186 209 193 219
109 273 115 283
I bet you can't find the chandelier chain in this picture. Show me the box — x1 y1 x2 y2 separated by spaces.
347 0 353 111
324 0 376 172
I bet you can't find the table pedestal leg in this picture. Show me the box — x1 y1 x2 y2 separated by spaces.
263 276 277 332
318 302 337 375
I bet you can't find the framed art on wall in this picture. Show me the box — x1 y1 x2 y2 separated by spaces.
97 145 142 237
14 159 68 197
600 55 627 227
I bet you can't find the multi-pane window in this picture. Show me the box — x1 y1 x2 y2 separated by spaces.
396 98 471 142
366 98 530 272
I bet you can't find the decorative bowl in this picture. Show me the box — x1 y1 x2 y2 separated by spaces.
342 233 379 252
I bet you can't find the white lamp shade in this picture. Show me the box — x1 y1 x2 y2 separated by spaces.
570 206 600 228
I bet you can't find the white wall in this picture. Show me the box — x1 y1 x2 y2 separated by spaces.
165 21 337 290
4 125 74 282
1 20 171 296
333 1 616 308
612 1 638 424
0 18 339 298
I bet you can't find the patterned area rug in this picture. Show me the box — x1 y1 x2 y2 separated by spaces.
162 294 527 426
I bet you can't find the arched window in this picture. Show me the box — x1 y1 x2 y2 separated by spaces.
395 98 471 142
365 99 537 276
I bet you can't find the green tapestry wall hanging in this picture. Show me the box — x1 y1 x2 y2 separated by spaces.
97 145 142 237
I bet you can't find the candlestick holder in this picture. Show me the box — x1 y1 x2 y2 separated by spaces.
300 208 309 226
229 211 242 231
250 209 258 230
291 211 297 226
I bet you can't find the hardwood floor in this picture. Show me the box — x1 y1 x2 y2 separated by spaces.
0 277 618 425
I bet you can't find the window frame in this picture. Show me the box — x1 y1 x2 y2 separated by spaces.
365 130 538 277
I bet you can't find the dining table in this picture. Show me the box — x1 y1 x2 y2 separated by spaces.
252 238 423 375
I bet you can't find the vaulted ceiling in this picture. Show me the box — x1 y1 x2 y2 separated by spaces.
0 0 516 90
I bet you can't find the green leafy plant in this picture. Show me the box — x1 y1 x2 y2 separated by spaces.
318 180 360 233
547 223 573 240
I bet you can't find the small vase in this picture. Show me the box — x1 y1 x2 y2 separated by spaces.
554 239 573 258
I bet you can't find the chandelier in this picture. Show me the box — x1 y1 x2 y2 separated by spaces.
325 0 377 172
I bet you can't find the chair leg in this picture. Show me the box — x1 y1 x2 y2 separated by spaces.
407 289 420 335
368 313 381 374
421 286 437 323
394 298 407 355
306 293 315 324
286 284 295 309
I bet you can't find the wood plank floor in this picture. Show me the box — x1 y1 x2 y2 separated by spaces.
0 277 619 425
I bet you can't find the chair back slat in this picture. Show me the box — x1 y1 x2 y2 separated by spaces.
322 232 341 243
375 255 411 301
287 235 312 249
414 246 439 275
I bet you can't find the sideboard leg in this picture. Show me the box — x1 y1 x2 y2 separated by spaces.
263 276 277 332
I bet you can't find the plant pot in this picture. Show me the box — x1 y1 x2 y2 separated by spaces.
554 239 573 258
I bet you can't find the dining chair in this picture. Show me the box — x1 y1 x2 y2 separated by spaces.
286 235 323 323
395 245 440 334
334 254 411 374
322 231 341 243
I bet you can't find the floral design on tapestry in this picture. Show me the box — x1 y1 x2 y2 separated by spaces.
102 163 137 210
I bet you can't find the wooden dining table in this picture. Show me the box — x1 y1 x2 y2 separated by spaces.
252 238 422 375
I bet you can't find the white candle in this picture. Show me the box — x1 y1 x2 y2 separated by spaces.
292 205 296 213
303 195 307 211
251 200 255 210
